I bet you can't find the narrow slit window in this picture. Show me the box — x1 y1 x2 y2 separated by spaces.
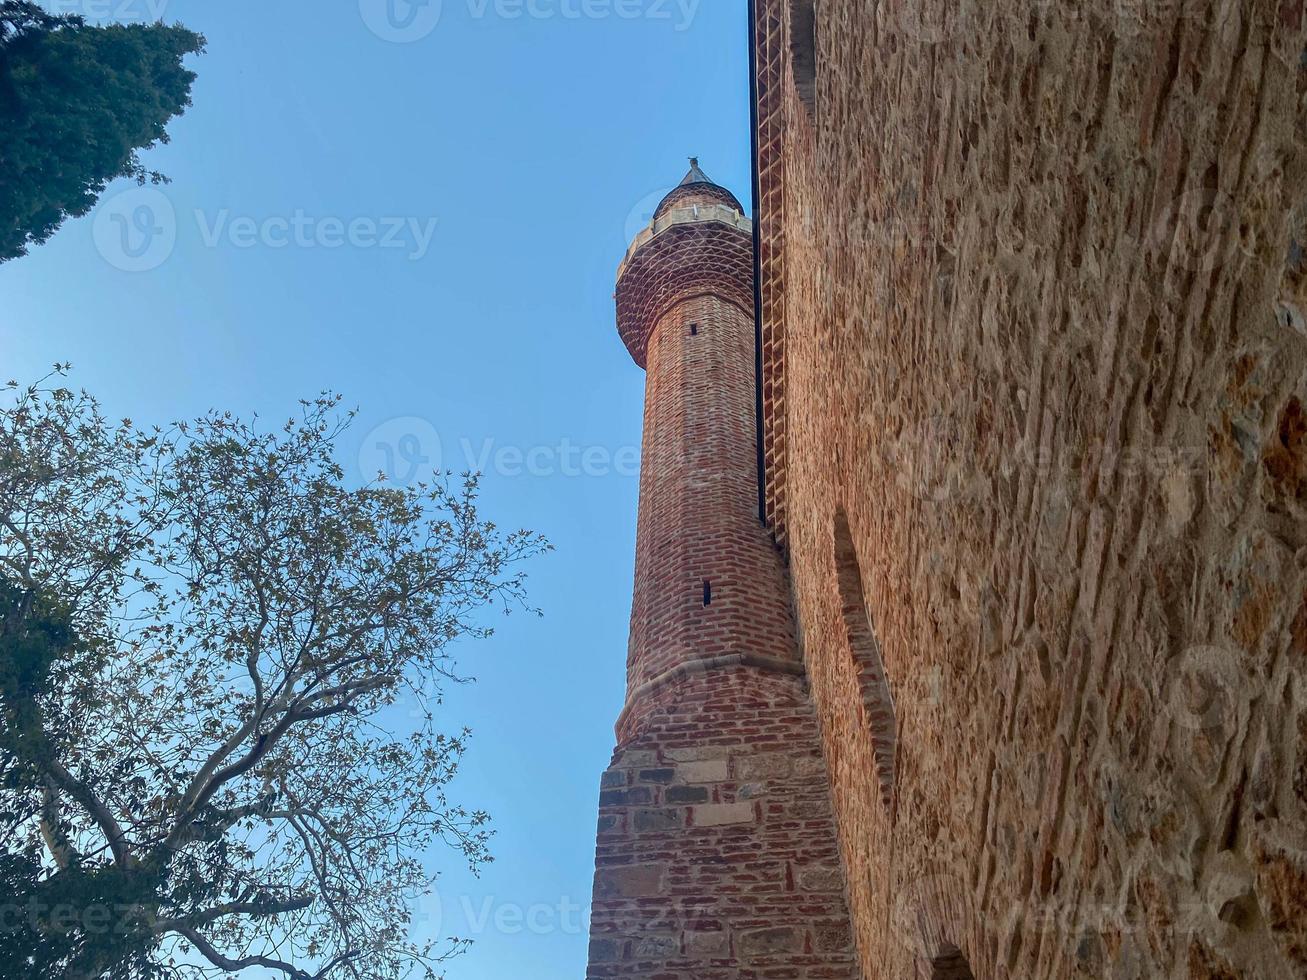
834 507 896 807
689 323 699 336
790 0 818 118
702 580 712 606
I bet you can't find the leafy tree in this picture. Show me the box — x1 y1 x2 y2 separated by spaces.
0 368 548 979
0 2 204 261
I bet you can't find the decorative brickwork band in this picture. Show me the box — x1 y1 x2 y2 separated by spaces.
613 651 804 744
615 210 756 370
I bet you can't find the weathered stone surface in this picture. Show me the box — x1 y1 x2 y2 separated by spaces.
752 0 1307 976
589 938 620 964
691 802 755 828
664 745 732 763
734 753 792 782
636 768 675 785
600 770 628 790
665 785 709 804
632 934 679 959
738 925 801 959
633 808 683 833
683 928 729 958
675 759 729 783
598 786 652 808
593 864 665 900
799 865 844 893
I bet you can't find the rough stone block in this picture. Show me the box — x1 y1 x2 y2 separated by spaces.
677 759 730 783
588 938 620 963
693 802 755 827
634 808 683 833
598 786 652 808
637 768 676 784
738 925 801 959
683 929 730 957
593 864 665 899
664 746 732 763
735 754 792 781
666 785 710 804
633 934 679 958
800 865 844 893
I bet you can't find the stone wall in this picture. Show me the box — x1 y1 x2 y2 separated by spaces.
755 0 1307 977
587 666 859 979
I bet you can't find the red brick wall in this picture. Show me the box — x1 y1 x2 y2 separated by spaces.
622 293 798 723
616 216 798 733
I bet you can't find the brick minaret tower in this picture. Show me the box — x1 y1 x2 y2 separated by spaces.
583 161 858 978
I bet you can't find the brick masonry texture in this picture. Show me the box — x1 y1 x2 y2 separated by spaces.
753 1 1307 978
584 187 858 976
587 666 859 979
616 213 798 730
615 219 756 370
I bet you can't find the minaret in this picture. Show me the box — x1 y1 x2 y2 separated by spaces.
583 161 858 978
615 157 798 738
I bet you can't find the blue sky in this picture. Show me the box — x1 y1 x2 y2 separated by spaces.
2 1 752 976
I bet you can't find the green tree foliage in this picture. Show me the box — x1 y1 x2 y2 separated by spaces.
0 2 204 262
0 368 549 979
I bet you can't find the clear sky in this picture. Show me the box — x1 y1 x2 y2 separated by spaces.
1 1 752 977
